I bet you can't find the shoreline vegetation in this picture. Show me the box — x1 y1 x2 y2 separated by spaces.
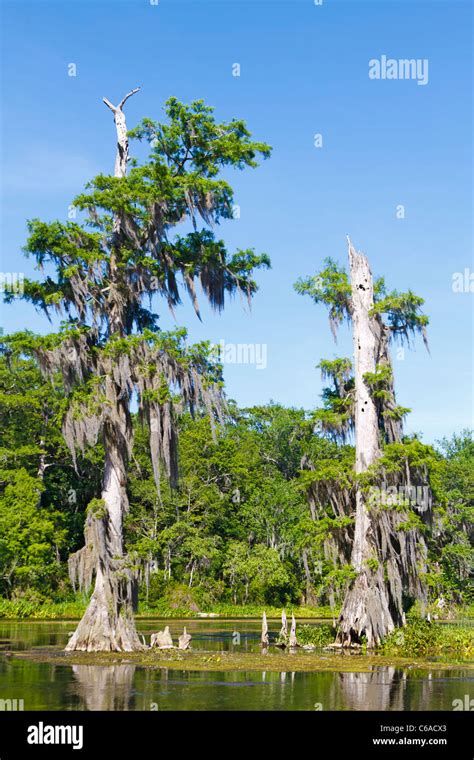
0 599 335 621
1 598 473 623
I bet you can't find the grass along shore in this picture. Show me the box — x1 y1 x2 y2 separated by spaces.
0 597 335 621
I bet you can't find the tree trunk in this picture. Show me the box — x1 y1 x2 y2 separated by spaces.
373 318 403 443
336 240 396 647
302 548 318 606
289 613 298 647
66 441 143 651
66 89 143 653
102 88 140 180
66 562 141 652
261 611 269 647
66 407 143 651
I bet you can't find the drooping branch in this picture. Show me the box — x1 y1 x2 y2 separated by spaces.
294 258 351 342
315 358 355 442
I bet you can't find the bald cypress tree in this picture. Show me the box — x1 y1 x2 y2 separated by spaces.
296 238 430 646
8 89 270 651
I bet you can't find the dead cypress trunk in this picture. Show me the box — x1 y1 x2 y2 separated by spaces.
66 89 144 652
261 611 269 647
336 240 397 647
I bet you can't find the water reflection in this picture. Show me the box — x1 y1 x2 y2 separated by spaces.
338 668 405 710
0 620 472 711
71 664 136 711
0 619 292 654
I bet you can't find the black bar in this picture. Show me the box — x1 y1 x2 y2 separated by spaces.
0 711 471 758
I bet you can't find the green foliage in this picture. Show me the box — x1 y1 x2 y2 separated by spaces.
86 498 107 519
0 347 101 599
294 258 351 339
128 97 271 176
364 364 411 421
364 364 394 400
296 624 334 647
430 430 474 603
0 467 66 597
0 350 472 614
319 357 352 384
0 597 87 620
366 557 379 572
49 96 273 329
2 92 471 644
222 541 295 605
5 99 273 564
294 258 429 349
127 404 311 607
380 618 474 658
370 290 429 347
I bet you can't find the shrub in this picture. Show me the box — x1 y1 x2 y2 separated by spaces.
296 624 334 647
380 618 474 657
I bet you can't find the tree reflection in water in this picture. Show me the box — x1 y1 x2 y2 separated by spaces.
72 664 136 711
337 667 432 711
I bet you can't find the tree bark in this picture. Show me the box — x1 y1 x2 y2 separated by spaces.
103 88 140 180
178 627 192 650
261 611 269 647
348 240 380 572
302 548 318 606
336 240 396 647
66 415 143 651
289 613 298 647
150 626 174 649
278 609 288 645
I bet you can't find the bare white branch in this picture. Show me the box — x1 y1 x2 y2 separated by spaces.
118 87 141 111
102 97 117 113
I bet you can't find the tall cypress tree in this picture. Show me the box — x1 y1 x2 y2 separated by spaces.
296 238 430 646
7 89 270 651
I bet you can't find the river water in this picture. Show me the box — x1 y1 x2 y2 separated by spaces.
0 619 472 711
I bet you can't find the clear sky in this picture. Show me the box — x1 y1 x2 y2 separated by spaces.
1 0 472 443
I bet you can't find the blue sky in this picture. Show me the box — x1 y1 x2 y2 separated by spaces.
1 0 472 443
